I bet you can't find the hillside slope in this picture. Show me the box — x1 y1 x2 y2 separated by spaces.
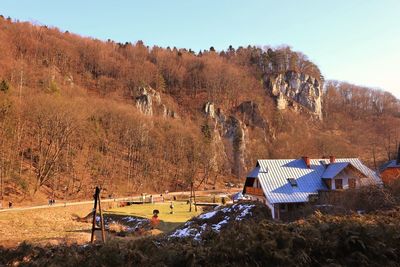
0 16 399 201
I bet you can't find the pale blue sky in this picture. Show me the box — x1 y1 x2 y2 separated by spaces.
1 0 399 97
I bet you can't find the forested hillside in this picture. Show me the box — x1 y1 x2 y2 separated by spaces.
0 16 399 201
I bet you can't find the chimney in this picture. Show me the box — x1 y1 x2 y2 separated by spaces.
397 145 400 165
329 155 336 163
302 156 311 168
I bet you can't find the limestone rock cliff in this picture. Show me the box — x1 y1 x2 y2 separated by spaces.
204 102 216 119
135 86 178 118
234 101 268 129
162 104 179 119
203 101 270 178
265 71 323 120
223 116 248 178
135 87 160 116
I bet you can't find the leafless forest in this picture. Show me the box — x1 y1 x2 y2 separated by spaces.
0 16 398 201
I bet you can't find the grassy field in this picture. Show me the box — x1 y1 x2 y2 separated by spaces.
106 202 203 232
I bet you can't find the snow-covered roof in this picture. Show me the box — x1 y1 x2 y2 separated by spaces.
321 162 349 179
246 158 382 204
330 158 381 185
246 166 260 178
380 160 400 172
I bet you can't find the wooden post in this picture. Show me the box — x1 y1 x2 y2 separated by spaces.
192 182 197 212
90 186 106 243
189 182 192 212
90 187 98 243
98 192 106 242
189 181 197 212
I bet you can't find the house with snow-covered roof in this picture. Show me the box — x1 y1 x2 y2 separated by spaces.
243 156 381 219
379 146 400 185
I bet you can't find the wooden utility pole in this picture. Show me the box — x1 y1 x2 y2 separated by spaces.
372 143 377 171
189 181 197 212
90 186 106 243
17 69 24 181
0 149 3 205
0 160 3 209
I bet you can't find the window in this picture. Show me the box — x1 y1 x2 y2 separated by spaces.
348 178 356 189
335 179 343 189
323 179 332 189
255 179 262 189
280 204 287 212
287 178 298 187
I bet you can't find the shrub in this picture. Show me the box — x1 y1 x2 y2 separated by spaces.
2 203 400 266
0 79 9 93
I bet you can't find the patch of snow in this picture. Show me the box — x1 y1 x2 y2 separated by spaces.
198 210 218 219
170 226 197 238
123 217 146 223
169 204 257 240
194 233 201 241
194 224 207 241
236 204 255 221
220 207 231 213
212 217 229 232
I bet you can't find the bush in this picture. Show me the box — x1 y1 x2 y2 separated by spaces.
309 185 398 216
340 185 396 212
46 80 60 94
386 179 400 203
0 79 9 93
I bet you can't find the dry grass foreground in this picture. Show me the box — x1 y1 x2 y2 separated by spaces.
0 201 203 248
0 204 95 247
2 203 400 266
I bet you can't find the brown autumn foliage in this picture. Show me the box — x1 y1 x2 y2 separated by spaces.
0 16 399 201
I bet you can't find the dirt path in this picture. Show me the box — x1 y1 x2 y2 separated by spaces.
0 196 136 213
0 189 229 213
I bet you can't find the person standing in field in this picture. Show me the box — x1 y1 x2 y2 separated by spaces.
170 201 174 214
151 209 160 229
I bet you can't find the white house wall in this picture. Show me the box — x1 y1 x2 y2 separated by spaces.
331 168 364 190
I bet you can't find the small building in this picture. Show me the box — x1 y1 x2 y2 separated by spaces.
243 156 381 219
379 147 400 184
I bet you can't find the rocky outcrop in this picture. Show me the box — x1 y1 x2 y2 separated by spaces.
265 71 323 120
162 104 179 119
234 101 267 129
203 101 270 178
204 102 216 119
223 116 247 177
135 87 160 116
136 95 152 116
203 102 226 126
135 86 178 118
